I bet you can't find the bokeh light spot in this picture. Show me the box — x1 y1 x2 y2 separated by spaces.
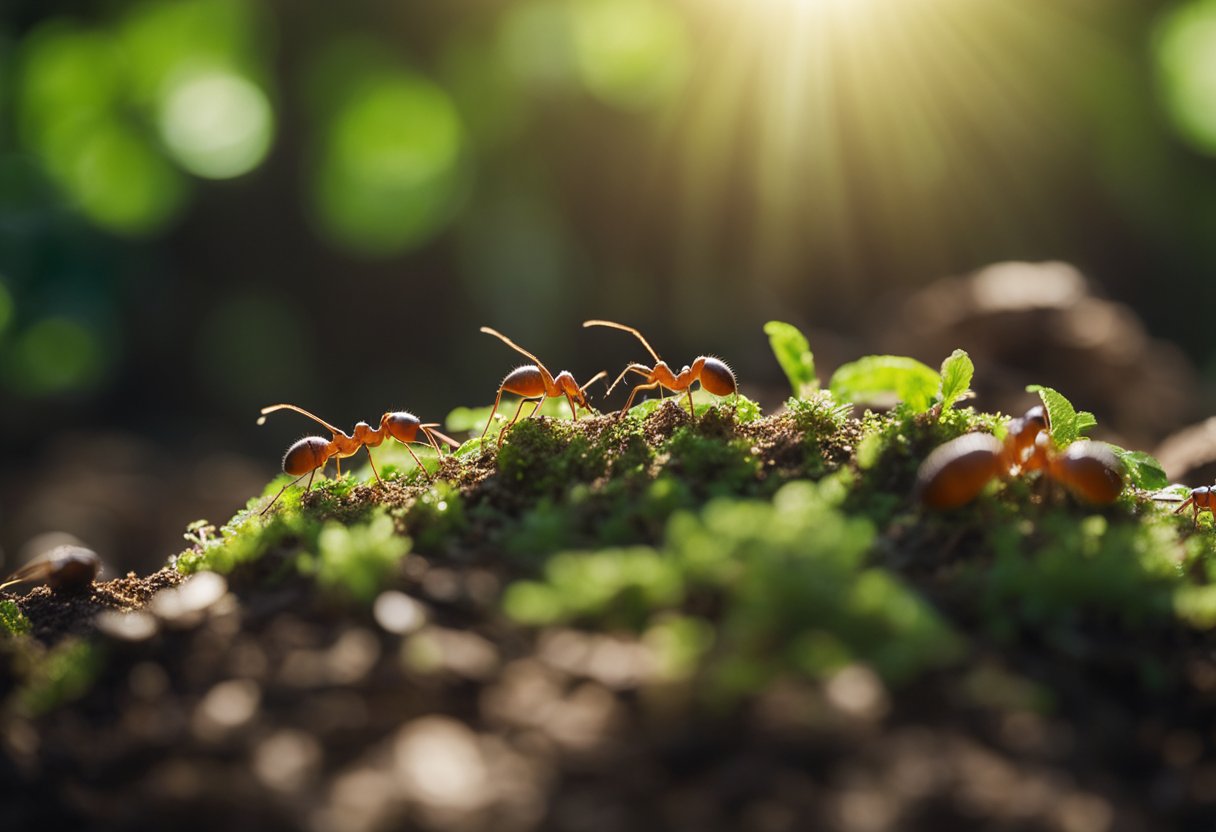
312 67 466 256
571 0 690 109
17 23 122 147
158 70 274 179
0 280 12 336
119 0 262 104
498 0 579 91
10 317 105 396
1155 0 1216 155
65 122 188 235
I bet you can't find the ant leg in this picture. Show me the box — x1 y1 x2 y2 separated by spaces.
498 398 536 448
335 456 342 478
305 469 316 492
481 390 506 441
401 443 433 482
566 392 578 421
365 448 384 487
621 381 663 415
260 471 310 517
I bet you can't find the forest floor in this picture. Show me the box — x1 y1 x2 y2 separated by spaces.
3 393 1216 832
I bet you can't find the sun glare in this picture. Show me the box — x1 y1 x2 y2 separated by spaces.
667 0 1110 300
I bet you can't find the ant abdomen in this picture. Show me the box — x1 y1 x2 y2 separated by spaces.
698 357 737 397
500 365 547 398
1049 442 1124 504
384 411 421 443
283 437 331 476
915 433 1006 510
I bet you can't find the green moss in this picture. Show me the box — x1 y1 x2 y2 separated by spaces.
497 417 608 498
299 510 410 603
19 639 103 716
401 480 467 553
504 480 963 695
177 506 321 576
971 513 1180 642
661 426 759 498
0 600 31 637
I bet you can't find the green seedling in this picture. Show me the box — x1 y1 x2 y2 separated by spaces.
764 320 817 397
1025 385 1096 448
937 349 974 412
829 355 941 413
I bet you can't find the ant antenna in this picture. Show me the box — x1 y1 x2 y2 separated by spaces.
258 403 342 434
579 371 608 393
480 327 552 376
583 320 661 364
420 424 461 454
607 364 650 396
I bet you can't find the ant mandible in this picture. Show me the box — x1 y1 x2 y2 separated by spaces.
479 326 606 447
582 319 738 415
916 405 1124 509
258 403 458 515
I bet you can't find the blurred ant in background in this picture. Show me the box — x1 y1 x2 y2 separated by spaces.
916 405 1124 509
0 545 100 594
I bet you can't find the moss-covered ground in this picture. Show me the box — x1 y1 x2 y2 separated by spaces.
4 387 1216 831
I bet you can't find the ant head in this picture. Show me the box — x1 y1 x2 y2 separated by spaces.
283 436 330 475
554 371 590 407
383 411 421 443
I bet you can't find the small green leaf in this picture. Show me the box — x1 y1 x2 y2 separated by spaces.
1026 385 1094 447
1075 411 1097 436
1110 448 1169 490
937 349 974 411
830 356 940 412
764 321 817 397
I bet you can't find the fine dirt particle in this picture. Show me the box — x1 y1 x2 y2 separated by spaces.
8 567 183 643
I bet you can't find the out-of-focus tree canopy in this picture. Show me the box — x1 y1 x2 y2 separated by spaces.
0 0 1214 447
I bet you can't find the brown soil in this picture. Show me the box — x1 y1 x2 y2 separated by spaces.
1 405 1213 832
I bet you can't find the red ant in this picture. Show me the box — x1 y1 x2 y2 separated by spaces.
916 405 1124 509
582 319 738 414
0 545 100 593
1160 486 1216 527
479 326 606 447
258 404 459 515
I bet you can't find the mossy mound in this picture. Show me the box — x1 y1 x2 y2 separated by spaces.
3 394 1216 831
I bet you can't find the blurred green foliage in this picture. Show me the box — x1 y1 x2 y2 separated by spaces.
504 479 963 692
0 599 31 636
2 0 1216 444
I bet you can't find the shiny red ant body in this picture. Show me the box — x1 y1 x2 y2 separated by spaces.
916 405 1124 509
583 319 738 414
258 404 458 515
1172 486 1216 526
